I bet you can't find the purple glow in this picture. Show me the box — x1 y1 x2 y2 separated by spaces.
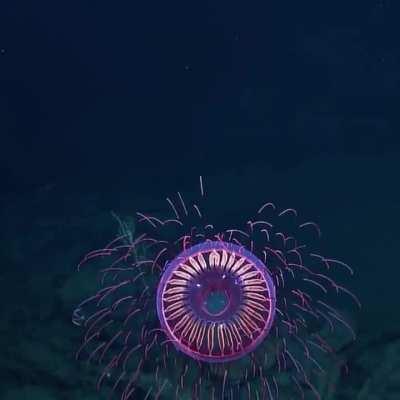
74 180 359 400
156 241 276 362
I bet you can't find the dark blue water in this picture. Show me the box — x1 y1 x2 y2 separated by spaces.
1 1 399 399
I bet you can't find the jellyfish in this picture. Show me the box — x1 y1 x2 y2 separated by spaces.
73 177 359 399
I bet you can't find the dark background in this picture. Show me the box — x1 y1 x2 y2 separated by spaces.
1 1 399 399
2 1 399 192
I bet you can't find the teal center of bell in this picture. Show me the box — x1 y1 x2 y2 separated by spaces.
204 290 229 315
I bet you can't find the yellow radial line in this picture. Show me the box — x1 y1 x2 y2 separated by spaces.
243 292 269 302
217 323 225 353
236 264 253 276
172 270 193 280
235 315 253 338
196 323 206 351
165 301 185 312
221 250 228 268
173 313 192 333
242 286 267 293
179 263 198 277
209 250 220 268
167 307 187 320
197 252 207 270
168 278 189 286
188 319 201 345
225 253 236 271
242 305 264 322
241 271 261 280
230 257 246 273
163 286 188 295
188 256 202 273
224 323 234 348
181 315 196 337
207 323 216 354
238 310 259 331
228 322 242 349
242 278 266 286
163 293 187 302
242 299 268 311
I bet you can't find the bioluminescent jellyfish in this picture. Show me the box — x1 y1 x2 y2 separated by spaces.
157 240 276 364
73 177 359 399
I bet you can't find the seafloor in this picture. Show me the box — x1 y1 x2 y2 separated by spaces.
1 154 399 399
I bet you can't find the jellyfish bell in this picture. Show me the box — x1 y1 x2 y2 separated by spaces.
156 241 276 363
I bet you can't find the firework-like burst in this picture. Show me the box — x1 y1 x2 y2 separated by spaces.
73 177 359 399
